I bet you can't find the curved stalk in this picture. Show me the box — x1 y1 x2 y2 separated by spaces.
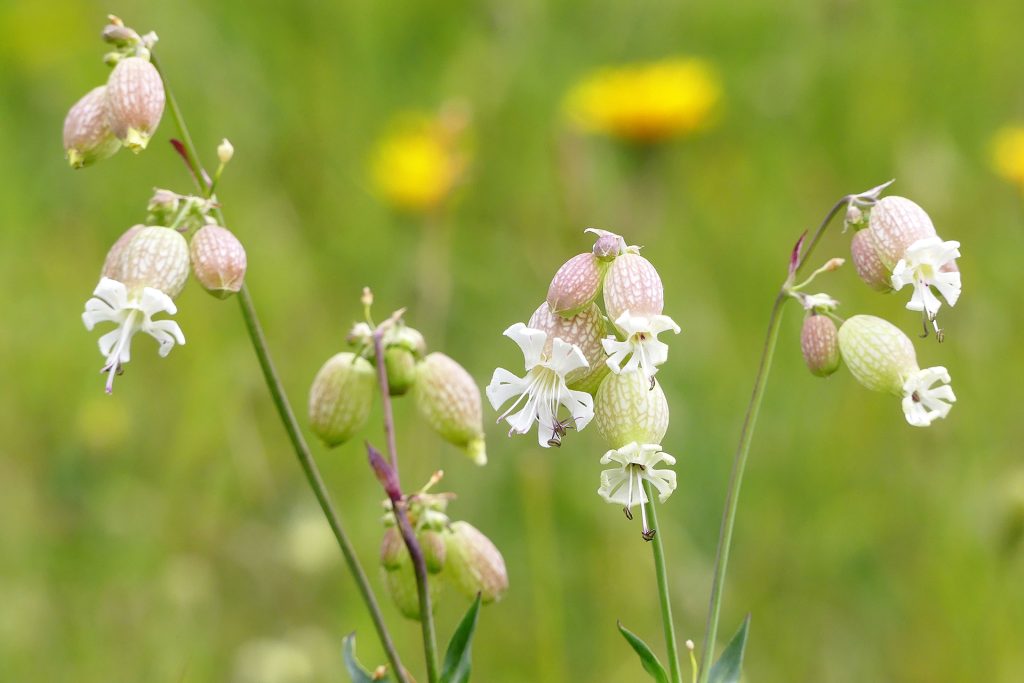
697 196 852 681
644 481 682 683
151 54 410 683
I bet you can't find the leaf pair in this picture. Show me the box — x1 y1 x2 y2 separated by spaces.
617 616 750 683
343 594 483 683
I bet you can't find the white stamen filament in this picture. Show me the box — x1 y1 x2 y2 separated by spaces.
102 308 139 394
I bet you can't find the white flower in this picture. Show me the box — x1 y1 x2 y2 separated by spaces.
602 311 681 380
799 292 839 313
598 442 677 539
901 366 956 427
890 237 961 325
486 323 594 447
82 277 185 393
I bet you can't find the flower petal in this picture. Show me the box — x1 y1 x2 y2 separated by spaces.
503 323 548 371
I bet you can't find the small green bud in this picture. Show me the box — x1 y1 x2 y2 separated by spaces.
420 530 447 574
115 226 190 298
594 370 669 448
63 85 121 169
800 314 841 377
381 554 441 622
101 23 140 46
380 526 445 574
106 56 165 152
217 138 234 164
546 253 607 317
445 521 508 604
413 353 486 464
837 315 917 396
308 353 376 447
603 252 664 322
527 301 607 390
189 224 247 299
384 346 417 396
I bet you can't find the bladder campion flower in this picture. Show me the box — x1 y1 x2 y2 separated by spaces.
890 236 961 325
602 311 681 381
486 323 594 447
598 442 677 538
991 126 1024 190
564 58 720 143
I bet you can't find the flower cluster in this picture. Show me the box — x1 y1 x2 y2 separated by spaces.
63 16 165 168
792 182 961 427
308 290 487 464
488 229 680 537
564 58 720 144
377 473 508 621
82 188 247 393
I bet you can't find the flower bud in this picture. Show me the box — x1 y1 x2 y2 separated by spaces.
189 225 247 298
594 371 669 448
527 301 607 391
384 347 417 396
380 527 446 574
800 314 841 377
63 86 121 169
101 23 140 46
603 252 664 322
546 253 607 317
593 234 621 261
308 353 376 447
217 138 234 164
115 226 190 298
420 530 447 574
100 225 144 281
445 521 508 604
837 315 917 396
380 529 442 621
865 196 937 270
850 228 891 291
106 56 165 152
412 353 486 464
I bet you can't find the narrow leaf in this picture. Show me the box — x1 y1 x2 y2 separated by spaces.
616 621 669 683
342 633 389 683
440 594 483 683
708 615 751 683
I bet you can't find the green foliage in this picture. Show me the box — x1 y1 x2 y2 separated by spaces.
440 593 482 683
343 633 390 683
617 621 669 683
708 616 750 683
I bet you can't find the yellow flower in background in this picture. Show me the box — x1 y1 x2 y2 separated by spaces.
370 104 471 213
991 126 1024 189
565 58 721 143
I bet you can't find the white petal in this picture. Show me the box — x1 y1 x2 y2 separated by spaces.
649 315 681 335
485 367 532 411
139 286 177 316
932 271 961 307
503 323 548 371
547 337 589 377
612 311 649 336
560 386 594 431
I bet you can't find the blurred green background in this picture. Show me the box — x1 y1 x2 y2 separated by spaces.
2 1 1024 681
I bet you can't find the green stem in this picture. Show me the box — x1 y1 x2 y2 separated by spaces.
151 54 410 683
644 481 682 683
697 196 852 682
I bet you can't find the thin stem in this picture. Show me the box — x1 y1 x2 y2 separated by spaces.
151 54 409 683
697 196 851 682
373 328 441 683
644 481 682 683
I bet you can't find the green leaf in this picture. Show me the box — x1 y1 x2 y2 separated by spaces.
616 621 669 683
708 615 751 683
342 632 390 683
440 593 483 683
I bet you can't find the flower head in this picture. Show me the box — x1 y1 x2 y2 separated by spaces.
565 58 720 143
901 366 956 427
602 311 681 381
82 277 185 393
598 442 677 539
486 323 594 447
890 236 961 333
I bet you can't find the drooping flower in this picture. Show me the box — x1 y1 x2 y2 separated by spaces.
598 442 677 539
486 323 594 447
82 277 185 393
890 236 961 328
837 314 956 427
602 311 681 381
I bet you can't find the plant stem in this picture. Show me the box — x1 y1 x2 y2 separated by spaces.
644 481 682 683
151 54 410 683
373 328 441 683
696 196 852 682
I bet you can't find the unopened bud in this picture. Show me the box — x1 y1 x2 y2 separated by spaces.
106 56 165 152
189 224 247 298
115 226 190 298
850 228 892 291
217 138 234 164
380 538 442 621
822 257 844 272
384 347 417 396
594 371 669 448
800 314 841 377
147 188 180 219
420 530 447 574
63 86 121 169
865 196 937 269
603 252 664 322
837 315 917 395
546 253 607 317
528 301 607 392
308 353 376 447
412 353 486 464
593 234 621 261
445 521 508 604
101 23 140 46
100 225 144 281
379 526 445 574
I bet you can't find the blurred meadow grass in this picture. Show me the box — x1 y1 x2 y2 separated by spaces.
2 0 1024 681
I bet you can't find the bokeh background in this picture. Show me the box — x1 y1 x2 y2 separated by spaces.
2 1 1024 681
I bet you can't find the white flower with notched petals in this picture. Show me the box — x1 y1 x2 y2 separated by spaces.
901 366 956 428
890 237 961 326
598 442 677 539
602 311 680 381
486 323 594 447
82 277 185 393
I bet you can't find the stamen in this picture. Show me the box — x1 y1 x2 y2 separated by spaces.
622 506 633 521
